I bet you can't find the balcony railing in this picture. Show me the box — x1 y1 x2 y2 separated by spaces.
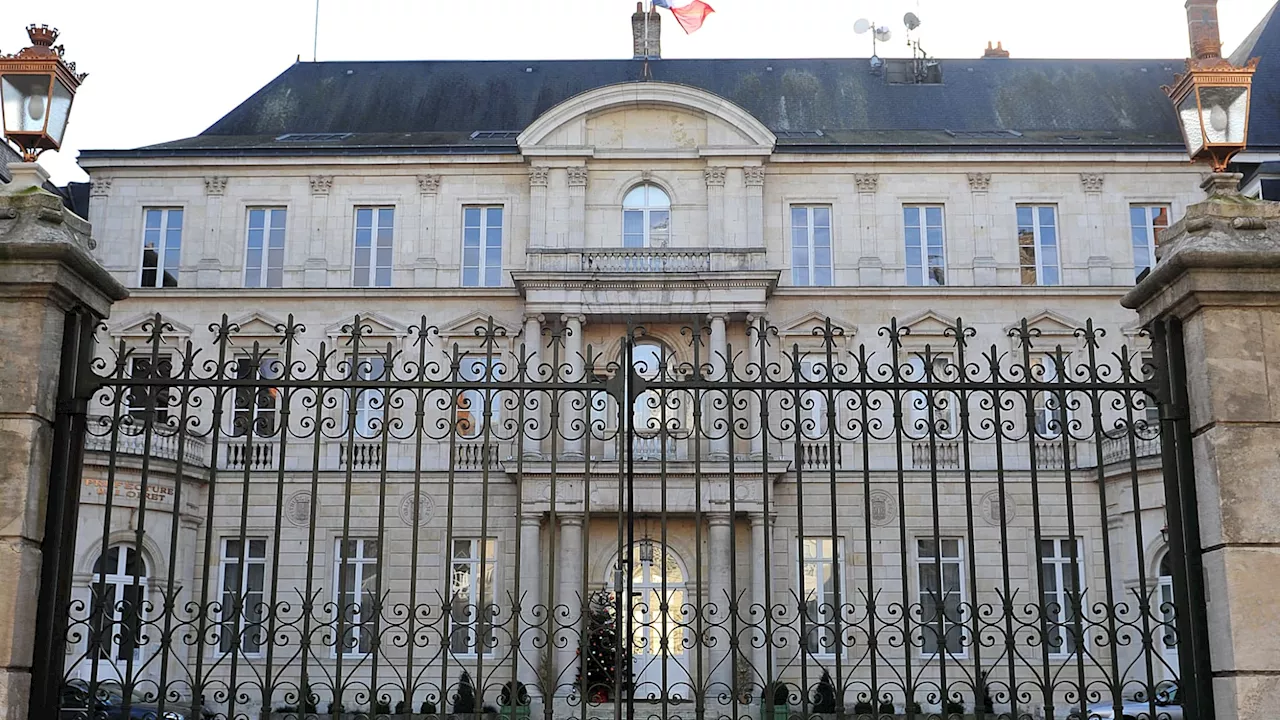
1100 435 1162 465
84 418 210 467
524 247 769 274
911 440 961 470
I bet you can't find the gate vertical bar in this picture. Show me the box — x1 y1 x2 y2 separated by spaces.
28 308 98 720
1151 318 1214 720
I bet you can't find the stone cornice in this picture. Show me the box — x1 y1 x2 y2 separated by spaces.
511 270 780 293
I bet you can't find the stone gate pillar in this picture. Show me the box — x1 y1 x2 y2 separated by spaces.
0 166 126 720
1124 174 1280 720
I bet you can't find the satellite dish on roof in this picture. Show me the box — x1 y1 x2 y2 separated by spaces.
869 55 884 70
874 26 893 42
854 18 872 34
904 12 921 30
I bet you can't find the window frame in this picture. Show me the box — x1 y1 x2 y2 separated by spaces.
123 353 173 430
622 183 671 248
352 206 395 288
461 205 505 287
244 207 287 289
138 207 184 288
217 537 268 657
457 355 501 439
448 537 498 657
332 537 381 658
89 546 148 663
904 352 959 439
348 354 388 438
1130 204 1171 280
903 204 947 287
790 204 833 287
1017 204 1061 287
1039 537 1087 658
799 358 830 438
914 536 967 658
230 355 282 438
1033 353 1072 439
799 535 845 659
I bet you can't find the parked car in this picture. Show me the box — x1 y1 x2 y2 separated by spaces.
60 680 191 720
1069 687 1183 720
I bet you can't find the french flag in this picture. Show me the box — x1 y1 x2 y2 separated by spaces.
652 0 715 34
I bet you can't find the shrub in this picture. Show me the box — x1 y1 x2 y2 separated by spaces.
375 699 392 715
499 681 530 707
878 700 896 715
852 700 874 714
453 672 477 714
420 698 438 714
944 699 965 715
812 672 837 714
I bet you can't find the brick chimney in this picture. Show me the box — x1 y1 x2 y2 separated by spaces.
632 2 661 59
1185 0 1223 60
982 41 1010 59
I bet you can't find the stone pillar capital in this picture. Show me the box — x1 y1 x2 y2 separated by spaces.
417 174 442 195
203 176 228 196
557 512 584 527
519 512 545 527
707 512 733 526
743 166 765 187
854 173 879 194
566 166 588 188
528 166 550 188
704 166 727 187
966 172 992 193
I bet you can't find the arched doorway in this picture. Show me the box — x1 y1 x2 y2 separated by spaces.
615 540 692 701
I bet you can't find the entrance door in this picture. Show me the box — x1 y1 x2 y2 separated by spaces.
627 541 692 701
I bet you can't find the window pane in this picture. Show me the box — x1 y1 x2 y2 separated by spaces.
792 207 809 227
464 207 481 226
925 206 943 226
814 206 831 226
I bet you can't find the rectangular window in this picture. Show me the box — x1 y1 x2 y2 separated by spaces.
800 359 829 437
124 355 172 430
1017 205 1060 286
1034 354 1069 438
904 205 946 286
351 355 387 437
139 208 183 288
462 206 504 287
218 538 266 655
906 354 957 438
791 205 833 286
333 538 379 656
449 538 497 655
801 537 842 656
353 207 394 287
232 357 281 438
916 538 965 656
458 356 500 438
1040 538 1085 657
245 207 286 288
1130 204 1170 280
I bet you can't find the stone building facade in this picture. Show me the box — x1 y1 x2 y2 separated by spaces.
60 7 1280 718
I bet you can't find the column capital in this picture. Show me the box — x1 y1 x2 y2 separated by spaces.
966 172 992 193
203 176 228 196
560 313 586 326
854 173 879 194
556 513 584 527
528 166 550 188
707 512 733 526
706 312 730 324
309 175 334 196
417 174 442 195
566 166 588 187
519 512 545 527
704 166 727 187
1079 173 1105 194
743 166 765 187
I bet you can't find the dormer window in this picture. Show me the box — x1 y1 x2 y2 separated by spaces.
623 183 671 248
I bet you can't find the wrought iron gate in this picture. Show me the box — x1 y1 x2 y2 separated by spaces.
36 313 1205 720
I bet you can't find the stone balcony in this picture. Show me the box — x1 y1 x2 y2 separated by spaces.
523 246 769 274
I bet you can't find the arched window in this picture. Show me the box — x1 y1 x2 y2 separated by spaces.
623 184 671 248
90 546 148 661
1157 552 1178 678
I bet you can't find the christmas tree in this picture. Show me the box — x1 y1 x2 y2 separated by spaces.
576 590 633 701
453 671 476 714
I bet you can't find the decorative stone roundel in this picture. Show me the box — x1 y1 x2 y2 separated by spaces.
284 490 313 527
399 492 436 527
979 490 1017 527
868 490 897 527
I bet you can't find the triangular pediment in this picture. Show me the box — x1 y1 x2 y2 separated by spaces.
897 310 963 339
224 311 289 344
440 310 517 339
323 312 408 341
1006 310 1086 338
108 312 193 340
776 311 857 338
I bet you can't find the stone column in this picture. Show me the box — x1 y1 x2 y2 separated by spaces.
414 174 441 286
708 314 730 460
522 314 544 460
305 175 334 287
705 167 726 247
567 167 587 248
198 176 227 288
553 513 585 694
967 173 997 286
747 315 767 459
1081 173 1111 285
1122 174 1280 720
528 167 549 250
744 166 764 249
706 513 734 698
749 513 770 685
855 174 882 286
518 514 544 691
561 315 585 460
0 166 128 720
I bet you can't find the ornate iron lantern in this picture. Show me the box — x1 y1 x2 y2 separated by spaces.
0 25 87 162
1163 0 1258 172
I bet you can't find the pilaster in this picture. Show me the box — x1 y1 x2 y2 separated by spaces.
528 167 549 250
968 173 997 285
705 166 726 247
567 166 587 249
414 174 441 286
855 174 881 286
744 166 764 249
307 176 333 287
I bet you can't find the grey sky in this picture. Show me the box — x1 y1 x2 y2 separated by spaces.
7 0 1275 184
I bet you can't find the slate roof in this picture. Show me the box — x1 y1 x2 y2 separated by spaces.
1232 1 1280 152
77 7 1280 159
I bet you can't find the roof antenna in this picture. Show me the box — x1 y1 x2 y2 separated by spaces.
313 0 320 61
